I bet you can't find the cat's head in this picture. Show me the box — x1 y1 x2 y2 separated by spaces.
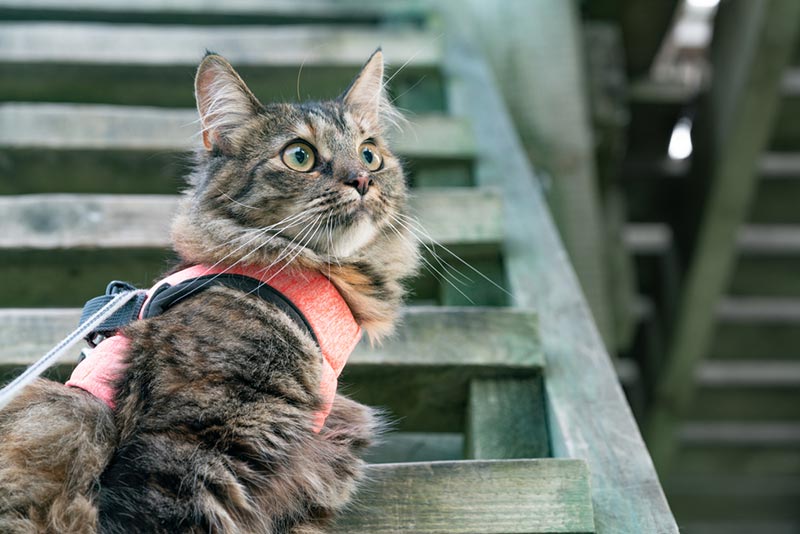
172 50 419 340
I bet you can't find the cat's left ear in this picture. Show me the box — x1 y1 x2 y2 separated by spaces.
342 49 395 130
195 53 263 153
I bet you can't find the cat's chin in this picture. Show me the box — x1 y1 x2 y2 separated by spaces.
328 217 378 258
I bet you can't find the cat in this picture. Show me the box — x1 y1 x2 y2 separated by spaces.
0 49 418 533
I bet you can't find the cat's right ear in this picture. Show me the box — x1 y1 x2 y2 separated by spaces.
195 53 263 152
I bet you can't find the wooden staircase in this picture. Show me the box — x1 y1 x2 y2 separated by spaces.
0 2 676 532
618 2 800 531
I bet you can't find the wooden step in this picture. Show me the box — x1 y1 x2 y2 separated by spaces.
751 153 800 224
690 360 800 421
730 225 800 297
679 521 800 534
711 298 800 360
666 474 800 523
332 459 595 534
625 222 800 297
674 422 800 476
0 23 444 109
0 189 502 250
0 0 426 26
0 306 542 433
0 104 475 192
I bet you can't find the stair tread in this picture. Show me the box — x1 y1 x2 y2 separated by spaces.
697 360 800 386
0 306 543 370
0 189 503 249
0 0 424 21
0 103 475 160
333 459 594 534
0 22 440 67
680 422 800 445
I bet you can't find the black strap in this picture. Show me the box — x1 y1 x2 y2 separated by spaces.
141 274 319 348
79 281 148 344
78 274 319 350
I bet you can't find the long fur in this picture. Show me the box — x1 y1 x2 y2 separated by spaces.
0 51 418 533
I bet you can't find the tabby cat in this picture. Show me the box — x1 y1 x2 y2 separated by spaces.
0 50 418 533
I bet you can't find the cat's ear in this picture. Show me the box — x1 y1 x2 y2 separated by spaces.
342 49 397 131
195 53 263 152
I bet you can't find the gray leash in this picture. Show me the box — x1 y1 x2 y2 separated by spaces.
0 289 146 411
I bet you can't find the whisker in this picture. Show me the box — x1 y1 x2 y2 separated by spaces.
385 220 474 304
396 213 512 298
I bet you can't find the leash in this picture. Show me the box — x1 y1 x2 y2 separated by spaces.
0 288 146 411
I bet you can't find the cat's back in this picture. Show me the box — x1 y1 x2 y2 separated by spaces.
97 286 327 533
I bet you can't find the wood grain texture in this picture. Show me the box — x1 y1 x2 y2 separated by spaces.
439 3 678 531
0 0 425 21
332 459 595 534
0 189 502 249
465 378 550 459
460 0 613 348
1 307 542 432
0 22 440 66
0 104 475 160
0 306 542 367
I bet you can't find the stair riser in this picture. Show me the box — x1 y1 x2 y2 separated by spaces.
0 64 444 111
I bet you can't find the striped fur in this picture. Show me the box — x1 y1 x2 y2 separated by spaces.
0 51 418 533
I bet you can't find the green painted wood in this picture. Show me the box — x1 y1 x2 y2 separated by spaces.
0 63 444 111
0 104 474 160
665 475 800 523
0 306 543 432
364 432 463 464
0 247 504 308
332 459 595 534
0 23 439 67
647 0 800 471
460 0 613 348
465 378 550 459
0 0 427 25
0 189 502 249
0 22 443 111
674 422 800 476
439 5 677 531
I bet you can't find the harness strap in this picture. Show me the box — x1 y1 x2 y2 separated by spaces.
141 274 319 348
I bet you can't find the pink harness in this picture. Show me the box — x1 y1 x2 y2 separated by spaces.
66 264 362 432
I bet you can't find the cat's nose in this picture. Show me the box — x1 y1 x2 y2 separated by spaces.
344 173 373 196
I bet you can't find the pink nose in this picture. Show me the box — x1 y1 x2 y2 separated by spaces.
345 175 373 196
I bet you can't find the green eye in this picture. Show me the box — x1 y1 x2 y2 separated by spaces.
359 142 382 171
281 141 316 172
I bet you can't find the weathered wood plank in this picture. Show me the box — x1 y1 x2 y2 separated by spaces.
0 0 426 24
0 306 543 432
365 432 464 464
439 5 677 531
0 26 444 109
647 0 800 470
0 22 439 66
332 459 595 534
0 189 502 249
465 378 549 459
0 306 541 367
460 0 613 348
675 422 800 476
0 104 475 160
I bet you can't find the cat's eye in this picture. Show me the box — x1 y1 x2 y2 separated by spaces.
359 142 382 171
281 141 316 172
